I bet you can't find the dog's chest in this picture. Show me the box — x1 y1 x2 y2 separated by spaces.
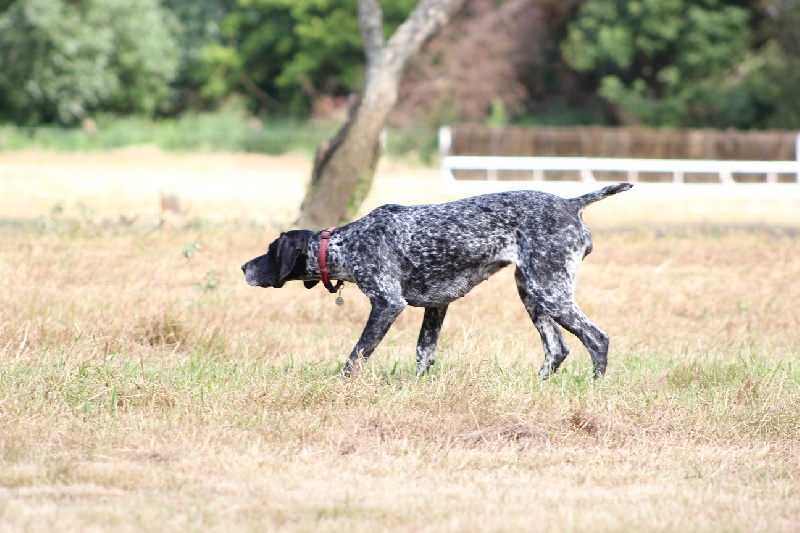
397 240 518 306
399 259 510 307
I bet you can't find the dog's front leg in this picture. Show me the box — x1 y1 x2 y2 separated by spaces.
415 305 448 376
342 296 406 377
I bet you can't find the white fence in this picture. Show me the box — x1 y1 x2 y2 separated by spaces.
439 126 800 199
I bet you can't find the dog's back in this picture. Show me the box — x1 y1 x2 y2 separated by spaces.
343 189 583 262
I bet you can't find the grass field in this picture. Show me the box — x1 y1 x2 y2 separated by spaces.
1 151 800 531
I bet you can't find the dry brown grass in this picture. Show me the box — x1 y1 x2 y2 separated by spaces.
1 150 800 531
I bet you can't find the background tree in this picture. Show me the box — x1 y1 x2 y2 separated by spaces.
395 0 537 125
160 0 238 111
296 0 467 228
198 0 417 116
0 0 180 125
562 0 751 127
727 0 800 128
3 0 800 130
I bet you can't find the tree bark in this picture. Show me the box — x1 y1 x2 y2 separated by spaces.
297 0 467 228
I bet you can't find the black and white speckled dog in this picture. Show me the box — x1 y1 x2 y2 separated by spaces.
242 183 632 379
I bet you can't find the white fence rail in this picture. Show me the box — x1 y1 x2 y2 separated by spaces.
439 126 800 199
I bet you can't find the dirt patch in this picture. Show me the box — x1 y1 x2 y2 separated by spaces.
2 148 799 229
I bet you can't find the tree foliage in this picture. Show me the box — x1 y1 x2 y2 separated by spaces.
732 0 800 128
198 0 417 115
1 0 800 129
0 0 180 125
159 0 239 107
562 0 752 126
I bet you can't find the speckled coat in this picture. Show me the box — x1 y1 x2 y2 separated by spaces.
242 183 633 379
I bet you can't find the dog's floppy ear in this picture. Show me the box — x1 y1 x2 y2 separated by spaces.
304 280 319 289
276 231 310 286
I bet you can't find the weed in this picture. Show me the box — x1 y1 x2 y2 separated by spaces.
181 240 203 262
198 269 219 293
139 312 188 348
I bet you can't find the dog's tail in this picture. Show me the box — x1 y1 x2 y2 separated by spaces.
570 183 633 209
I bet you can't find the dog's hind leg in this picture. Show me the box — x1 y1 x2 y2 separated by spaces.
415 305 448 376
546 300 608 378
342 295 406 378
515 241 609 379
514 268 570 380
522 270 609 378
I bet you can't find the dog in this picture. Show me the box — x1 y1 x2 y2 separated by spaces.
242 183 632 379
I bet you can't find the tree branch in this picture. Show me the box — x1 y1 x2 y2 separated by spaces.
240 71 278 111
385 0 467 73
358 0 385 65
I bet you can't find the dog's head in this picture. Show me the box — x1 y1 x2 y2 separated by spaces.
241 230 318 289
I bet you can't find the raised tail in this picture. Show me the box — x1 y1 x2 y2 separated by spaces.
571 183 633 209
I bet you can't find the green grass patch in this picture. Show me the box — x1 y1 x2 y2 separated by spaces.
0 108 439 161
3 345 798 445
0 113 339 155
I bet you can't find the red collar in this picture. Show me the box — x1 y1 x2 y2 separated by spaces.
319 227 344 294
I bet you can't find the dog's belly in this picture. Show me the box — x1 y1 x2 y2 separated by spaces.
402 261 511 307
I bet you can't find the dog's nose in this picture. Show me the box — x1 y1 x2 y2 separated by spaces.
241 263 247 274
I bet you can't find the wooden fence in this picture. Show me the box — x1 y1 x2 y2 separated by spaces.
439 125 800 198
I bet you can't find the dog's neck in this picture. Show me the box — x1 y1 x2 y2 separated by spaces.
306 231 351 282
317 228 342 293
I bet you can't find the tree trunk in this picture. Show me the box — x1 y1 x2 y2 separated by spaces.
297 0 467 228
